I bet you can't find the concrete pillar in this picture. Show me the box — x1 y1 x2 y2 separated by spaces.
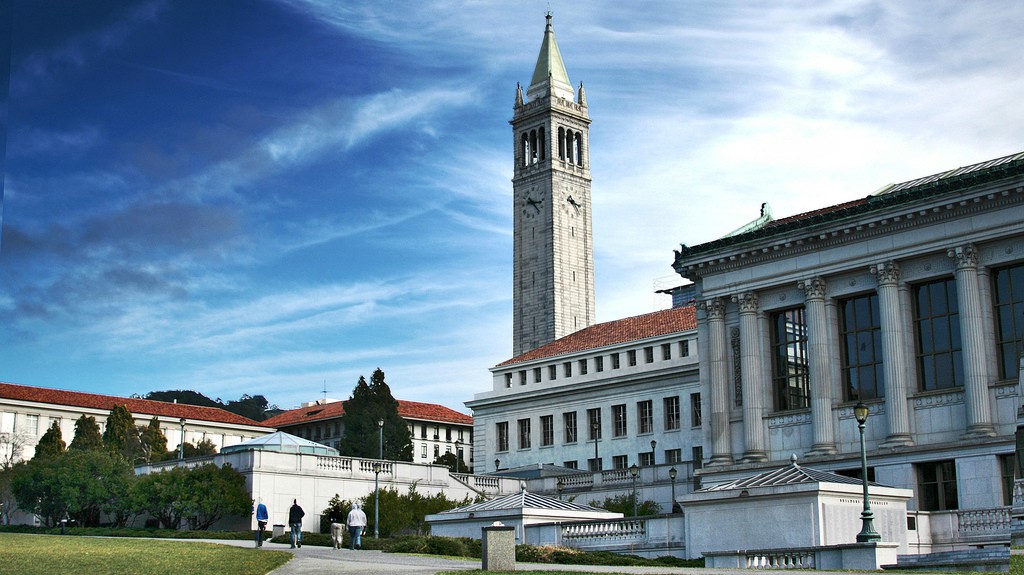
733 292 767 462
870 261 913 447
948 244 996 438
482 523 516 571
800 277 837 455
702 298 734 466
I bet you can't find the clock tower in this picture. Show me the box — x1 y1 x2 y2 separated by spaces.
512 13 595 356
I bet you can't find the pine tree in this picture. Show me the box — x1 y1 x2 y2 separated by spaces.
68 415 104 451
338 369 413 461
103 404 143 461
34 421 66 459
139 417 169 462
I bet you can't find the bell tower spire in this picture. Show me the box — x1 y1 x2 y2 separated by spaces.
511 13 595 356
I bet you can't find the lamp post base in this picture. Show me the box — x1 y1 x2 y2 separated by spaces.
856 511 882 543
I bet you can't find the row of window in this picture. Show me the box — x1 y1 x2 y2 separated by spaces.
772 263 1023 411
545 446 703 473
494 394 701 453
417 424 469 443
506 340 691 388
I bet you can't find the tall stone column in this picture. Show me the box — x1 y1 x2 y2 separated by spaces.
870 261 913 447
733 292 767 462
800 277 837 455
948 244 996 438
702 298 734 465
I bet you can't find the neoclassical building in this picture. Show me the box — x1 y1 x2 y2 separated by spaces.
673 152 1023 516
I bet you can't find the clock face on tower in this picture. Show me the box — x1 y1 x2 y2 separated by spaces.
522 194 544 218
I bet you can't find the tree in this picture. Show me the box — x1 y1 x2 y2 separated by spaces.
181 438 217 458
589 493 662 517
68 415 103 451
224 394 277 422
11 449 134 527
132 463 250 530
432 452 460 473
138 417 169 462
103 404 143 461
34 421 66 459
181 463 251 530
338 368 413 461
0 431 29 525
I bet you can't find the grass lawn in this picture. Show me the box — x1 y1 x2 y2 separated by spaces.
0 533 291 575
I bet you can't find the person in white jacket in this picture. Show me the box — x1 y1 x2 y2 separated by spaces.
346 502 368 550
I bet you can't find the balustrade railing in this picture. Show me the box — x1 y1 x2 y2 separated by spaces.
957 506 1011 535
744 550 815 569
561 518 646 542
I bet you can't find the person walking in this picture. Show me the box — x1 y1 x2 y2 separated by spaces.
254 500 269 548
288 499 305 548
346 502 368 550
327 506 346 550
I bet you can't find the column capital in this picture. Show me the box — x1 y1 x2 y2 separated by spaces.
731 292 759 313
700 297 727 319
947 243 978 270
798 277 827 300
870 260 901 286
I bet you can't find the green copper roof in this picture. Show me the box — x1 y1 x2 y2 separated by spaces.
527 13 574 101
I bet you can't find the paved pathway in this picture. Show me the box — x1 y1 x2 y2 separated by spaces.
193 539 958 575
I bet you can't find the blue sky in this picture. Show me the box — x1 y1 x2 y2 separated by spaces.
2 1 1023 414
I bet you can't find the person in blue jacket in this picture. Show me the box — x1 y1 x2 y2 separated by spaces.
254 500 269 547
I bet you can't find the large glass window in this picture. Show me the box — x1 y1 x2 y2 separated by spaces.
993 263 1024 381
917 460 958 511
540 415 554 446
664 396 681 430
771 307 809 410
612 404 627 437
637 400 653 434
587 408 602 440
496 422 508 452
690 393 702 427
914 278 963 391
563 412 577 443
840 293 884 400
517 418 531 450
612 455 628 469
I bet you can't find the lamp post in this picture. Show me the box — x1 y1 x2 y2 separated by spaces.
375 418 383 539
650 439 657 465
454 440 461 474
853 402 881 543
556 478 564 500
629 463 639 517
372 461 381 538
669 467 678 513
592 421 600 471
494 458 500 472
178 418 186 460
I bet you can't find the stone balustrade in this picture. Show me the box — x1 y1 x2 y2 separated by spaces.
561 518 646 542
957 506 1011 535
745 550 815 569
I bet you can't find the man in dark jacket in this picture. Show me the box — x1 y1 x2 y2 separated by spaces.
288 499 305 548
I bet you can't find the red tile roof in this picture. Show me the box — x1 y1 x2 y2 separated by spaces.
262 399 473 428
498 305 697 367
0 381 269 428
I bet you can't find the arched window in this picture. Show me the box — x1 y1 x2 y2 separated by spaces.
538 127 546 161
558 127 566 161
529 130 538 164
574 132 584 168
521 133 530 167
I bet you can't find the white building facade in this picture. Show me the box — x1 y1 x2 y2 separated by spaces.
469 307 701 481
673 152 1024 536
